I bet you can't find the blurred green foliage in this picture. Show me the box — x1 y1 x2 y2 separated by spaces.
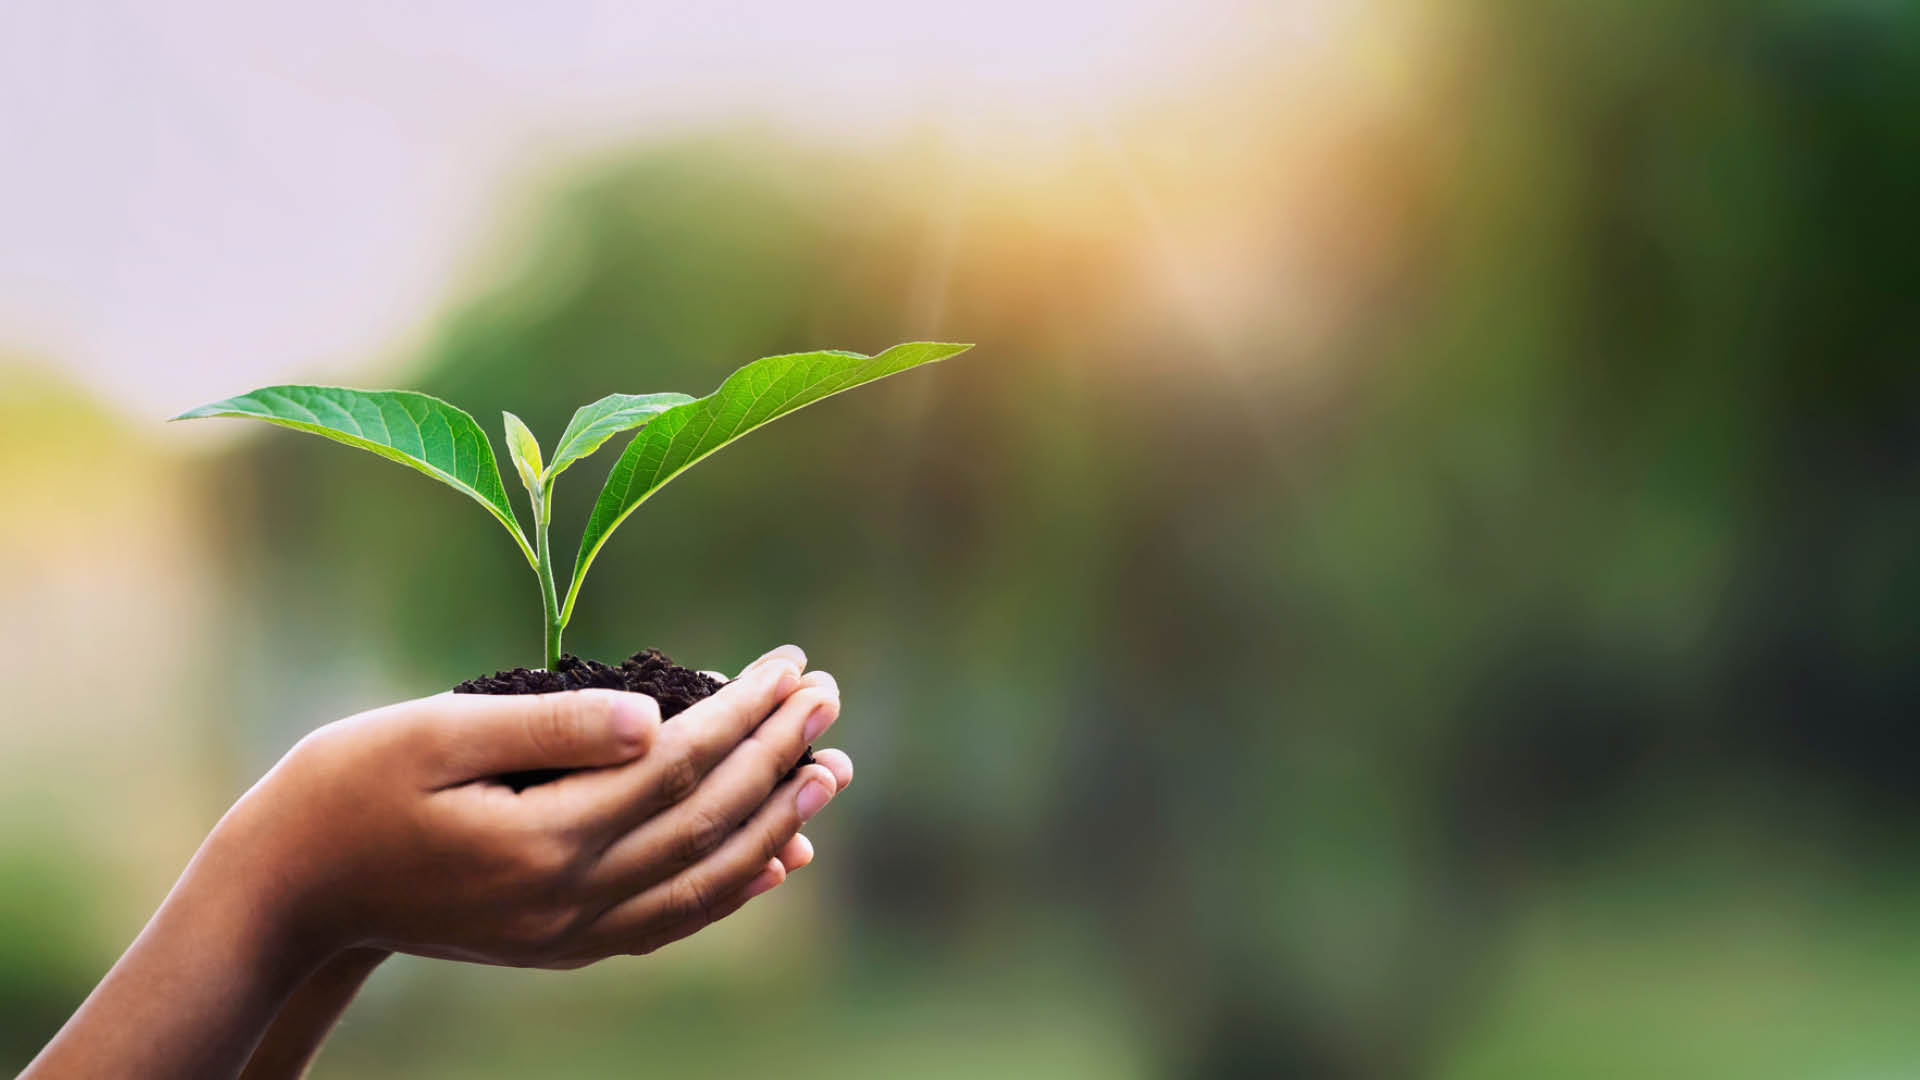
6 0 1919 1076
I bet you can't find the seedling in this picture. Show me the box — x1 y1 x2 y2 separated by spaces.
176 342 972 670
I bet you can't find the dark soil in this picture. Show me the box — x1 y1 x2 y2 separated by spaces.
454 648 812 790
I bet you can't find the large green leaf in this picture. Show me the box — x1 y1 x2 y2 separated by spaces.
174 385 534 566
563 342 972 620
545 392 694 487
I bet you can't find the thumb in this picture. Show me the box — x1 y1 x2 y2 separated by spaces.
422 689 659 783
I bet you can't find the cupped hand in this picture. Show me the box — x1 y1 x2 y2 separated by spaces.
215 646 849 970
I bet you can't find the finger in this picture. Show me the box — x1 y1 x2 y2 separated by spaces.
745 857 786 898
776 832 814 872
567 659 803 833
739 643 806 679
582 763 836 954
536 697 837 829
602 858 784 963
674 660 810 770
587 679 838 890
414 689 658 786
698 643 806 688
810 748 853 792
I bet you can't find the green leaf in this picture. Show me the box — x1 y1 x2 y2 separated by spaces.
501 410 544 495
563 342 972 621
546 392 694 486
173 385 534 566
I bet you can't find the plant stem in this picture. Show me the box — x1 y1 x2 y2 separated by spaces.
533 489 563 670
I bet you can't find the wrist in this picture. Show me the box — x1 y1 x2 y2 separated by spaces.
180 809 338 993
194 764 352 978
237 948 389 1080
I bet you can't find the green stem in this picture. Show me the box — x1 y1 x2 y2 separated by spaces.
533 489 563 671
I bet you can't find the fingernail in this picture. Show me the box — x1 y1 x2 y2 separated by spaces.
802 703 837 742
796 779 832 822
610 695 650 745
743 868 781 900
747 644 806 675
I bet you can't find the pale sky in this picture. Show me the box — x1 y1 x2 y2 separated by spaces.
0 0 1323 416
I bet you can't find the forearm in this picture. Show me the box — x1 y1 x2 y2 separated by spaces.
24 797 331 1079
22 658 839 1076
240 948 389 1080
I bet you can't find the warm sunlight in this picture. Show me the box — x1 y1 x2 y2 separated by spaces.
0 0 1380 414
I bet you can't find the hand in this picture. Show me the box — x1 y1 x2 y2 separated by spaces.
236 646 853 1079
26 645 853 1080
701 654 854 891
237 647 846 968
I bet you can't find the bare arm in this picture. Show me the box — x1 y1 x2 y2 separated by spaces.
238 948 389 1080
26 646 848 1080
24 814 338 1077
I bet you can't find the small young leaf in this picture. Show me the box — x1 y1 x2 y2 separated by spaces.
563 342 972 621
501 411 545 495
546 392 694 485
174 385 534 566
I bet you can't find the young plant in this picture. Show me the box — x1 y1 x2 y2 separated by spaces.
175 342 972 669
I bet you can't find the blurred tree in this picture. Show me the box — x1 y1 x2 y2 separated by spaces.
196 1 1920 1075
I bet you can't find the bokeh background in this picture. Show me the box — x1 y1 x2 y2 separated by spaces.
4 1 1918 1076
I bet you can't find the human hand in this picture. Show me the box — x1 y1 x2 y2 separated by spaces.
216 645 846 969
27 645 851 1079
214 645 852 1080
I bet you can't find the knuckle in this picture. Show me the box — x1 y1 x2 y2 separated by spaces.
530 695 589 758
655 743 703 805
786 686 837 723
506 906 577 959
674 805 732 864
297 712 384 761
755 819 789 862
290 717 393 784
742 661 800 706
792 685 836 710
665 873 718 926
511 834 575 883
623 697 662 753
288 723 344 769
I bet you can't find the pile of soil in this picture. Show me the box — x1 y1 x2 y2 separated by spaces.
454 648 812 789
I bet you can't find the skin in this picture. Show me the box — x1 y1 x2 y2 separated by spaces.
25 644 853 1080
